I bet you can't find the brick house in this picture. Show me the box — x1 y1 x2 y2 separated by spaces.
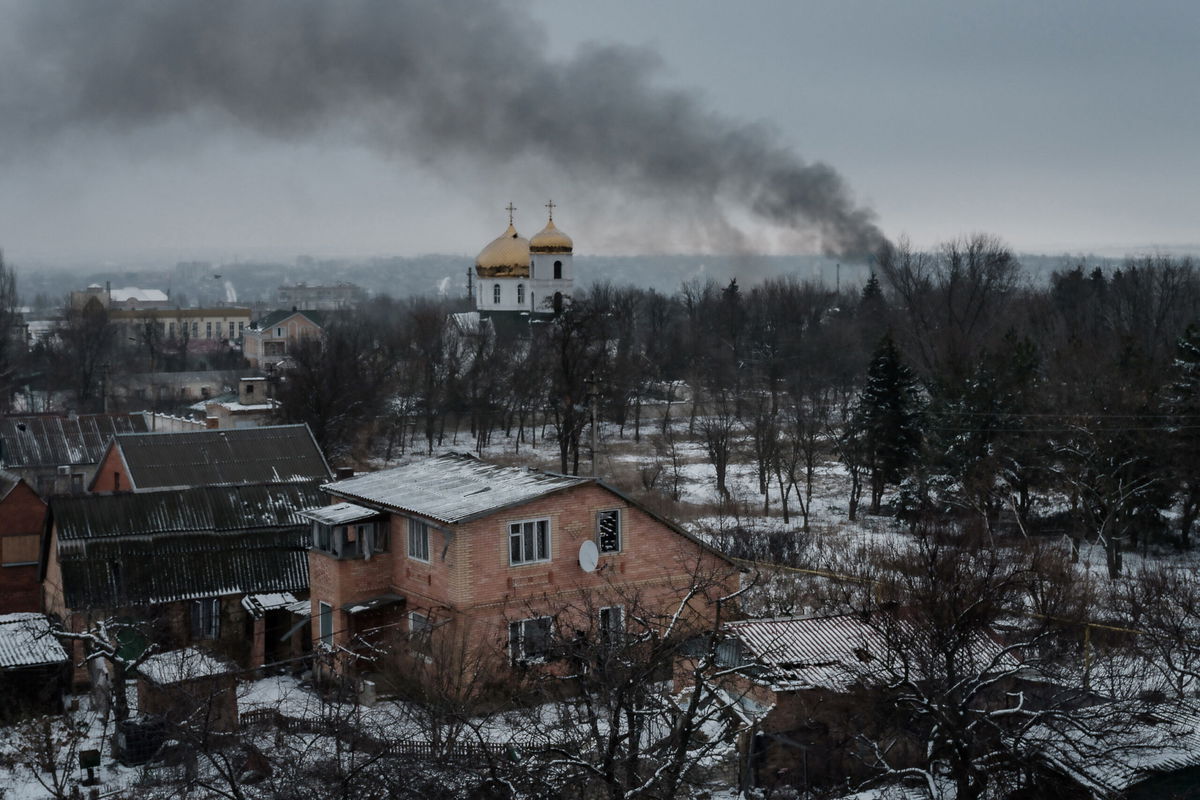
300 453 739 689
89 423 331 493
0 470 47 613
242 309 325 370
43 482 322 686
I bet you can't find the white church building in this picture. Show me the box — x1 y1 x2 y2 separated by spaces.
473 201 574 317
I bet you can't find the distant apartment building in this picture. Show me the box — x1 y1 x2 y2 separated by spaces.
242 310 325 369
107 307 253 348
277 282 364 311
69 283 171 311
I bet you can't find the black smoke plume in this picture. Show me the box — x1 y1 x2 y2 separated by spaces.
0 0 886 257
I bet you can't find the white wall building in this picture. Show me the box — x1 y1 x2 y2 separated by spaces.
473 203 574 317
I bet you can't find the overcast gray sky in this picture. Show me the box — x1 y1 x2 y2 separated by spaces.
0 0 1196 265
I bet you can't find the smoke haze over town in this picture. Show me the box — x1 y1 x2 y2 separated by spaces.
0 0 1196 267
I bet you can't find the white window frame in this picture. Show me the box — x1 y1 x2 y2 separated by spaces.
599 605 624 649
191 597 220 640
509 519 550 565
318 601 334 645
509 616 553 663
408 519 430 562
517 283 525 304
596 508 622 554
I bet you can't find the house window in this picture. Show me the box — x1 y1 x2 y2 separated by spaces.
599 606 624 649
517 284 525 304
314 521 331 552
319 602 333 645
509 519 550 565
410 611 433 660
228 322 235 338
408 519 430 562
206 322 212 338
191 598 220 640
70 473 84 494
493 284 501 304
313 523 369 559
365 522 388 554
192 322 199 337
238 322 244 335
597 509 621 553
0 534 39 566
410 611 432 635
276 327 283 337
168 322 175 339
509 616 553 663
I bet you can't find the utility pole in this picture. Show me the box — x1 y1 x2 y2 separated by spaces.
836 262 841 293
586 372 599 477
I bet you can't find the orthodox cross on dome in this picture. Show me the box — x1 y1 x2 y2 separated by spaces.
544 199 556 221
505 202 517 225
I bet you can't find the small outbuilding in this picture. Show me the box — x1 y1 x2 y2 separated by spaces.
0 612 69 720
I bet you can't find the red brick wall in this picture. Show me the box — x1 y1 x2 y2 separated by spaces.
89 446 129 493
0 479 47 613
317 482 738 674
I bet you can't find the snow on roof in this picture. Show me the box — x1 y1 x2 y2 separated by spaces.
323 452 589 524
139 647 234 684
110 287 169 303
1038 702 1200 794
726 613 1015 692
0 613 69 668
299 501 382 526
241 592 300 617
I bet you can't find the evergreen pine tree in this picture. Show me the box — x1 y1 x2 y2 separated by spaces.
1164 323 1200 548
853 333 923 514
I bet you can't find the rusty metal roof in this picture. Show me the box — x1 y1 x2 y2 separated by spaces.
110 424 331 490
0 613 68 668
51 483 319 608
323 452 588 524
0 413 149 468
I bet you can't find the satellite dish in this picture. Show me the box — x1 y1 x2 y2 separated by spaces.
578 540 599 573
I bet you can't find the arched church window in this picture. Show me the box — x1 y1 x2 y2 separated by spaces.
493 284 501 304
553 260 563 280
553 291 563 315
517 284 525 304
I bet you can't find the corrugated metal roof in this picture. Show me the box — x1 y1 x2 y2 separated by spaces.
52 483 317 609
726 613 1014 692
323 452 588 524
112 424 331 490
0 613 68 668
53 482 327 540
0 413 149 468
1039 702 1200 795
58 530 310 609
0 469 22 501
298 502 380 526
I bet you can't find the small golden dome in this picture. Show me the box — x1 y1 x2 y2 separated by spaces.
475 224 531 278
529 219 573 254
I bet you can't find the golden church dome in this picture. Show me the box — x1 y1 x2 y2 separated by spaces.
475 224 531 278
529 219 573 254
